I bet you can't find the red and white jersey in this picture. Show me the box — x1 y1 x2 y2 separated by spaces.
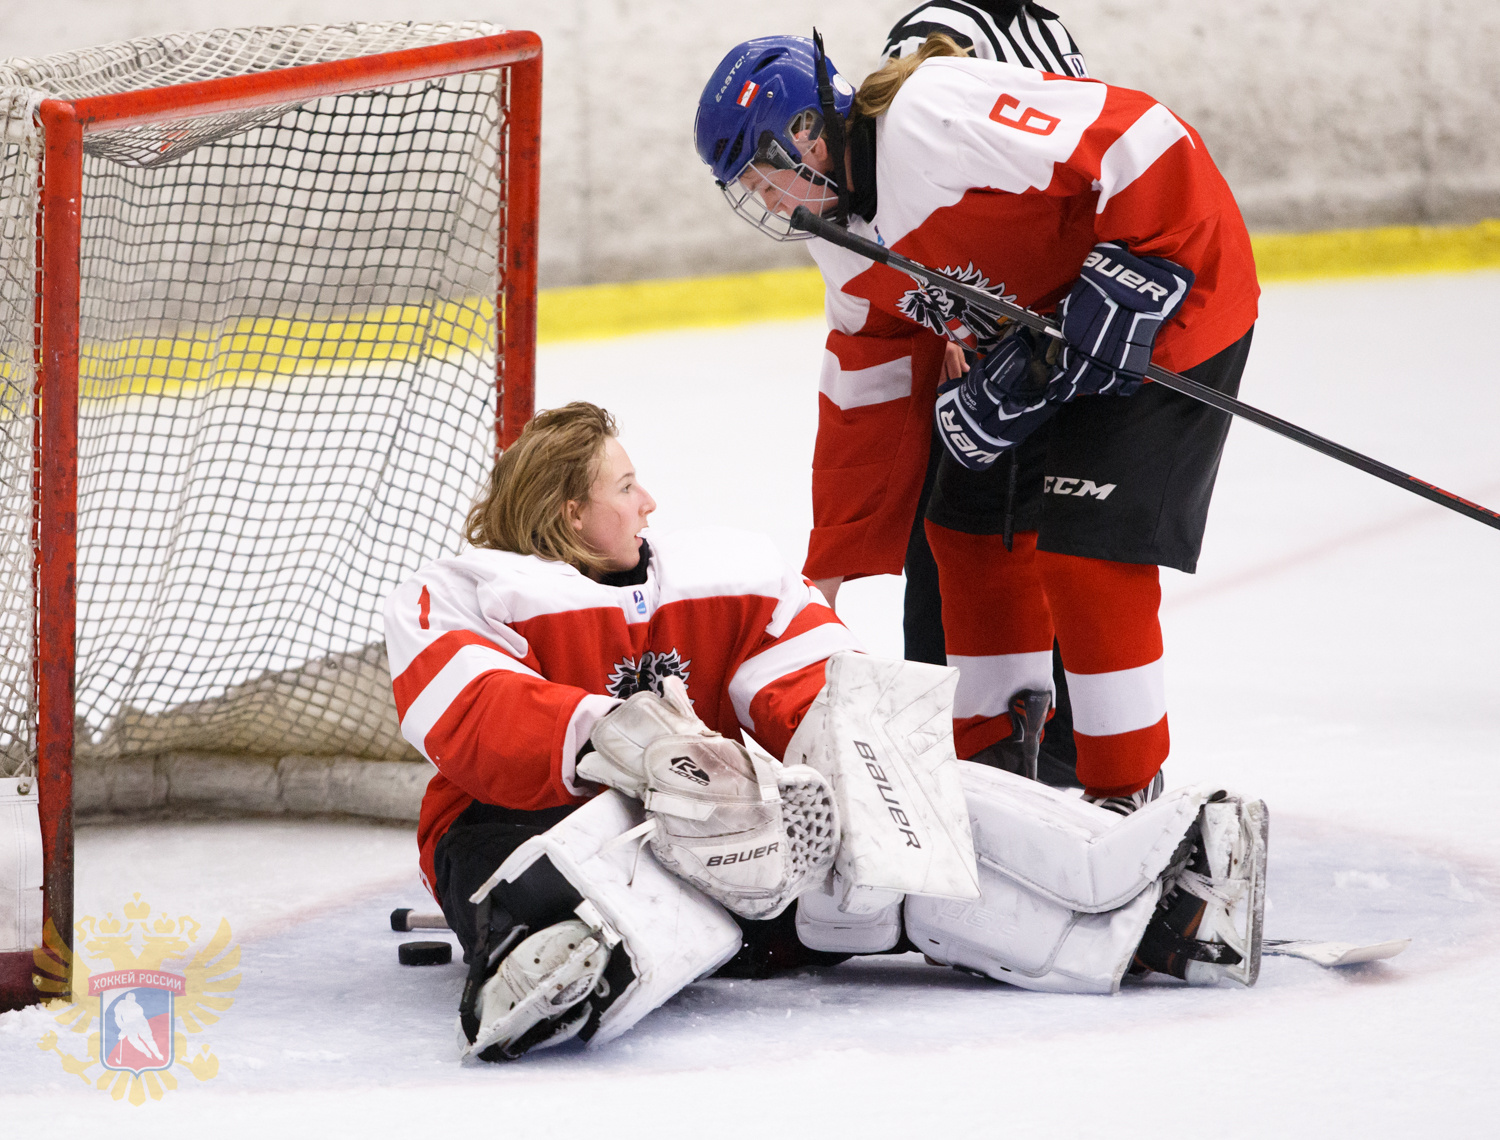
384 528 861 897
803 57 1260 582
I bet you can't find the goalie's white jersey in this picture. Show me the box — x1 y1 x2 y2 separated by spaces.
383 529 860 897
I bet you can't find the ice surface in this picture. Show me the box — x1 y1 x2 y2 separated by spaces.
4 273 1499 1135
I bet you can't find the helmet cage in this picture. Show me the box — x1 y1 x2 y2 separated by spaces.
720 129 838 241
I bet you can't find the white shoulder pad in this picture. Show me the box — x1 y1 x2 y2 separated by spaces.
483 791 742 1049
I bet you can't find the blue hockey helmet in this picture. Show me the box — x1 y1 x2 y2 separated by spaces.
694 35 855 240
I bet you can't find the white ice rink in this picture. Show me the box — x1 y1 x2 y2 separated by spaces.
4 271 1499 1136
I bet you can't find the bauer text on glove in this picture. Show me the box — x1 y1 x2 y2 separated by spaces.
1051 243 1194 401
935 327 1060 471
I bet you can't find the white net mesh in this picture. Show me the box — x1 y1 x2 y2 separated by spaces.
0 23 517 805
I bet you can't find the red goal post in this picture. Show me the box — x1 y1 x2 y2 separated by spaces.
0 25 541 1009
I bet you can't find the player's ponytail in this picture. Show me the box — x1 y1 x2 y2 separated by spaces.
467 401 619 574
853 32 969 121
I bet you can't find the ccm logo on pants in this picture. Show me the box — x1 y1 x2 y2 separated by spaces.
1044 476 1115 499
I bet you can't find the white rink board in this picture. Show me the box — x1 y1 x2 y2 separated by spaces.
2 272 1498 1136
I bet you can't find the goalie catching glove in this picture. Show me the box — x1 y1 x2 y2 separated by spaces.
579 677 838 920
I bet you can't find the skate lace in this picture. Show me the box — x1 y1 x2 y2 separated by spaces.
1173 868 1245 909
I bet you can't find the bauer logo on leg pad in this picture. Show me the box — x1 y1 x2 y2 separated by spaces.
856 740 922 849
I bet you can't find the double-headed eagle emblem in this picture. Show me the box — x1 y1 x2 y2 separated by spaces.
32 893 240 1105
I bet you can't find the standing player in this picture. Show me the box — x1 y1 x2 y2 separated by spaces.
878 2 1090 786
694 34 1257 812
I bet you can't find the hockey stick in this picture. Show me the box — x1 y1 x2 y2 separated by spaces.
788 207 1500 534
391 907 449 932
1263 937 1410 967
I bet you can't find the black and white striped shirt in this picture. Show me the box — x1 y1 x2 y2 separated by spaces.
883 1 1087 77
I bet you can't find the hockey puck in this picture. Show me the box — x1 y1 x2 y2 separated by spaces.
398 940 452 966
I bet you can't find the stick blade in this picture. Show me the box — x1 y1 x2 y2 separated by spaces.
1264 938 1411 967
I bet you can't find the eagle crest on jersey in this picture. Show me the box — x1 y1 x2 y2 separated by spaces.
607 650 691 700
896 264 1014 351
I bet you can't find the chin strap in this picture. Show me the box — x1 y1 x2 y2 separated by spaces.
811 27 850 225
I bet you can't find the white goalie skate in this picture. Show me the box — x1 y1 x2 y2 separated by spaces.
1135 793 1268 986
463 919 613 1062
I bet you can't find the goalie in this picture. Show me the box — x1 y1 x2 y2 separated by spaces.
383 402 1267 1062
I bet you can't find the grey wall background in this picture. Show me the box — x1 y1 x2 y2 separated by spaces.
3 1 1497 288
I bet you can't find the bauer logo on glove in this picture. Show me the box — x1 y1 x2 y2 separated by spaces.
1052 242 1195 401
935 327 1061 470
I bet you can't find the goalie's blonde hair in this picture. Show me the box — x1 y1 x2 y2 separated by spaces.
854 32 970 120
467 401 618 574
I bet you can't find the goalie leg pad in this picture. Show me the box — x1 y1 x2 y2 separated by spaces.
958 762 1214 912
906 873 1160 994
795 876 904 954
784 651 980 912
903 765 1197 993
906 776 1266 994
464 791 742 1058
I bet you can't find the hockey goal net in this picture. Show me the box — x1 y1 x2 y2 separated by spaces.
0 22 540 1005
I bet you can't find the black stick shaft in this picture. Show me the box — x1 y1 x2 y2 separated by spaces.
789 207 1500 532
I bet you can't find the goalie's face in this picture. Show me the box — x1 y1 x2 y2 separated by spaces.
567 436 656 576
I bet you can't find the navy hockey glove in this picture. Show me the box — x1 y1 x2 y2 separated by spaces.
1051 242 1195 400
935 328 1060 471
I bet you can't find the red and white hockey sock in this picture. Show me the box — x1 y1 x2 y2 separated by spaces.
925 524 1054 758
1036 550 1167 797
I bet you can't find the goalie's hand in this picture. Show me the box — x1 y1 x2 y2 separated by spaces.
580 676 715 798
1051 242 1194 401
934 328 1059 470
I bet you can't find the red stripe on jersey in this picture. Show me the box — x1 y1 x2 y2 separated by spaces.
423 671 590 808
775 590 843 642
826 328 914 371
746 658 829 758
805 332 946 582
1075 714 1169 797
924 525 1055 656
1056 81 1164 185
418 585 430 630
1036 551 1162 674
392 629 518 720
650 595 777 735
